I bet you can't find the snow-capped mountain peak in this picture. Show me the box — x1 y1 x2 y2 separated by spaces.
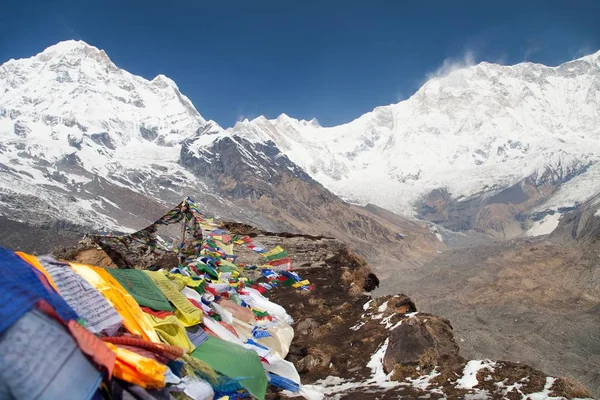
2 40 600 240
37 39 113 64
0 40 333 238
229 51 600 230
0 40 229 230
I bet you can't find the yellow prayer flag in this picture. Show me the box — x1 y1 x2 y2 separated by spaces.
144 313 196 354
292 280 310 288
262 246 284 258
70 263 161 343
105 342 167 389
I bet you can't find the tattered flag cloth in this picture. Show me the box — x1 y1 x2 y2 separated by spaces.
103 343 167 389
191 336 267 400
252 325 272 339
145 271 201 327
67 320 117 378
262 246 288 261
101 336 184 361
0 246 78 335
107 268 174 312
89 198 210 269
144 313 196 353
268 257 292 270
16 251 61 293
34 256 123 335
267 372 300 393
0 310 101 400
186 325 209 347
70 263 161 343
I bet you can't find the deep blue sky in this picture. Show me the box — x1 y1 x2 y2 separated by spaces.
1 1 599 128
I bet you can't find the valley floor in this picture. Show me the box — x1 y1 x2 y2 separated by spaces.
377 237 600 396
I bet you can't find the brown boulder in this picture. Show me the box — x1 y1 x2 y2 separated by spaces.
383 314 460 373
70 247 118 268
389 294 417 314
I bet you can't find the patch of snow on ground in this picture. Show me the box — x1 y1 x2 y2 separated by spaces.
349 321 365 331
526 213 561 237
380 314 396 329
366 338 397 388
463 391 490 399
525 377 563 400
389 320 403 330
494 377 526 397
455 360 496 389
377 301 389 313
283 376 365 400
363 299 373 311
406 368 441 391
285 339 401 399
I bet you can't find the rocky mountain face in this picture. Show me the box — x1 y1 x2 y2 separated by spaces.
0 40 438 268
3 40 600 244
229 52 600 238
550 190 600 245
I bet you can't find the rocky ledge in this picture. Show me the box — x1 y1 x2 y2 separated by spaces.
60 223 593 399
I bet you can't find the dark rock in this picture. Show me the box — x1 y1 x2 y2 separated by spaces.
387 294 417 314
383 314 460 373
13 121 30 137
297 353 331 372
89 132 116 150
68 134 83 149
139 125 158 141
363 273 380 292
56 153 82 167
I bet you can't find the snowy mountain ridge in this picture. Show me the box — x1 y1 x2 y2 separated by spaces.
2 39 423 255
1 40 600 239
0 40 272 231
229 50 600 221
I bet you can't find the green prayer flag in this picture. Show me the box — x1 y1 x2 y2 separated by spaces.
264 250 288 261
106 268 174 312
252 309 269 318
191 336 267 400
282 278 296 287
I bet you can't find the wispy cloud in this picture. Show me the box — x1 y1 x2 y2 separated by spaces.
574 45 594 59
523 45 540 61
426 50 477 80
236 113 258 123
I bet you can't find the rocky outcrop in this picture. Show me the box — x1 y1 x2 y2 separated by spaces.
550 191 600 244
224 229 593 399
382 313 460 373
55 222 594 399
